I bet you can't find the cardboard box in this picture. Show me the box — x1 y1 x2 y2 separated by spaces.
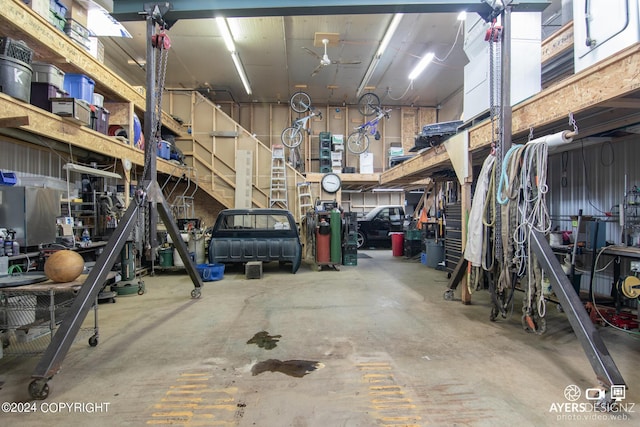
88 37 104 62
64 1 88 28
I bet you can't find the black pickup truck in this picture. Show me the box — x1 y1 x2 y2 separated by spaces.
207 209 302 273
356 205 406 249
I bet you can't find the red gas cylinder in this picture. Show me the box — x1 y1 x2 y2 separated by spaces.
316 219 331 263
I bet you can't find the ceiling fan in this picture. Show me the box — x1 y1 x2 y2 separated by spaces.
302 38 361 77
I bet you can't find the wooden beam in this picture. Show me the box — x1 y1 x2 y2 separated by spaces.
0 116 29 128
541 21 573 64
0 93 182 177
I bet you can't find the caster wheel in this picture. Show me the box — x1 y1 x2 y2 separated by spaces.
28 380 50 400
447 272 452 279
111 298 116 303
89 335 98 347
191 289 201 299
443 289 454 301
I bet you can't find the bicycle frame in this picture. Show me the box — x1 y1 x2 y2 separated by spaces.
281 108 322 148
346 106 391 154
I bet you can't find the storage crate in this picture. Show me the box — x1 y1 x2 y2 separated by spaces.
0 37 33 64
0 55 32 102
343 253 357 266
405 229 422 241
50 0 68 18
64 18 92 39
90 105 109 134
196 263 225 282
63 73 92 100
63 73 94 104
0 171 18 186
157 140 170 160
30 82 65 111
51 97 91 125
48 9 66 32
31 62 65 90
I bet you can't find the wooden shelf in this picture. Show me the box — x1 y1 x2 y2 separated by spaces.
0 0 183 136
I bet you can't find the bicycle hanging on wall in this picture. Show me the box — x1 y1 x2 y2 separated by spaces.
281 91 322 149
346 92 391 154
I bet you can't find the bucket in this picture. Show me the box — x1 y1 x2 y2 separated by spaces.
158 247 173 267
391 232 404 257
0 54 32 102
426 240 444 268
188 232 206 265
173 249 195 267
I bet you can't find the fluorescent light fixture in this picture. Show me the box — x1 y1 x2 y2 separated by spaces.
408 52 434 80
216 17 235 52
64 163 122 179
376 13 404 57
457 11 467 21
372 188 405 192
231 52 252 95
216 17 252 95
356 13 403 97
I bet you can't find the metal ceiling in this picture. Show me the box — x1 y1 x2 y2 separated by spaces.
102 1 555 107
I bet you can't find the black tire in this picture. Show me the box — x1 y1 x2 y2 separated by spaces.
290 91 311 113
358 92 381 116
356 231 367 249
347 131 369 154
281 127 303 148
89 335 98 347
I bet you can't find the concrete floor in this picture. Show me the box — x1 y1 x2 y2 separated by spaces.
1 249 639 426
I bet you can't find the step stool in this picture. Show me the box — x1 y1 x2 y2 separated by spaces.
245 261 263 279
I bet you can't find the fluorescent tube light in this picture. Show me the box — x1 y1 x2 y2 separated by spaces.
376 13 403 57
231 52 252 95
408 52 434 81
457 11 467 21
216 17 235 52
216 17 252 95
63 163 122 179
356 13 403 97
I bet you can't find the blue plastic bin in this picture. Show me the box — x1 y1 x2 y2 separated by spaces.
63 73 95 104
0 170 17 186
196 263 225 282
157 140 170 160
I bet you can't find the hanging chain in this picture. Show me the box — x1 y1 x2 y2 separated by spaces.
487 20 503 269
568 112 579 134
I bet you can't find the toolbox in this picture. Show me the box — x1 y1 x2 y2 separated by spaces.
51 97 91 126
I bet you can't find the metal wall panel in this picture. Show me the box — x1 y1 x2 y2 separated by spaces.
547 137 640 296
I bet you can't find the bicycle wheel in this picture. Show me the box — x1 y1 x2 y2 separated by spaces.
358 92 381 116
347 130 369 154
281 127 303 148
290 91 311 113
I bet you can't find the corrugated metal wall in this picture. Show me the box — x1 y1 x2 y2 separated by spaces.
0 138 65 182
547 137 640 296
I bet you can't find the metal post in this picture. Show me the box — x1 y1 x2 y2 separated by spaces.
528 228 626 388
28 3 203 399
